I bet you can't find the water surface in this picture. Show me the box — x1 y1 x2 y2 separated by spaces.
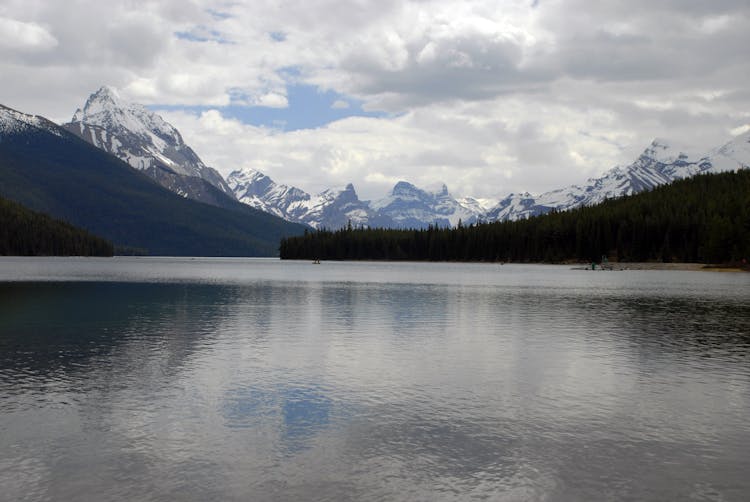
1 257 749 501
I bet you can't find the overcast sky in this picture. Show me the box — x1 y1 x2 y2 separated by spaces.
2 0 749 200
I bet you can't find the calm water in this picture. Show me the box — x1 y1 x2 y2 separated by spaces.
1 257 749 501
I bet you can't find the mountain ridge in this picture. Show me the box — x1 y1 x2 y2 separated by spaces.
0 103 307 256
63 87 235 207
231 132 750 229
56 87 750 231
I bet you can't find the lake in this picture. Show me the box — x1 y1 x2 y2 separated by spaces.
1 257 749 501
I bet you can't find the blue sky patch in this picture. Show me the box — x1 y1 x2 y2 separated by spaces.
269 31 287 42
152 83 388 131
175 28 232 44
206 8 232 20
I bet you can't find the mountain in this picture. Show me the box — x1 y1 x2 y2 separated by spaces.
62 87 235 207
0 104 306 256
370 181 483 227
228 169 484 229
228 169 311 221
228 168 388 229
485 134 750 221
280 169 750 264
236 131 749 229
232 133 749 230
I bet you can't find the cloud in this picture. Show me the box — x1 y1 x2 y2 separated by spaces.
331 100 350 110
0 17 57 52
0 0 748 198
159 94 635 201
253 92 289 108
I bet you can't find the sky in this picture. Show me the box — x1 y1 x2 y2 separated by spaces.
2 0 749 201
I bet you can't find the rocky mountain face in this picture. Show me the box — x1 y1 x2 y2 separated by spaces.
63 87 235 207
228 169 488 229
228 169 387 229
370 181 484 227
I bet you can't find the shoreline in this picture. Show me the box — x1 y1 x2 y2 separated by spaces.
571 262 747 272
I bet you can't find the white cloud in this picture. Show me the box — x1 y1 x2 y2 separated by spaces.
253 92 289 108
331 100 350 109
1 0 748 198
0 17 57 51
159 94 634 200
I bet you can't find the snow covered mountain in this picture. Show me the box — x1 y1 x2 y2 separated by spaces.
228 169 309 219
231 131 748 229
485 133 750 221
228 168 383 229
63 87 234 206
0 102 307 256
370 181 485 227
228 169 487 229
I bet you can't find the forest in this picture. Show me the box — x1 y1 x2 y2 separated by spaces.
280 170 750 264
0 196 113 256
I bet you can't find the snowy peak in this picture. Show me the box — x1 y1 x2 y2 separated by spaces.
71 86 121 123
78 86 123 116
374 180 483 226
229 169 488 230
706 129 750 172
390 180 421 197
485 132 749 222
63 87 233 203
228 168 310 220
640 138 691 165
300 183 378 229
69 86 187 153
229 169 382 229
228 168 278 196
227 130 750 229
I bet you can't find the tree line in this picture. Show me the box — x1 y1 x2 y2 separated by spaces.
0 196 113 256
280 170 750 264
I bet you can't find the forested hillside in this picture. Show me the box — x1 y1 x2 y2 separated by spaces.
280 171 750 264
0 196 113 256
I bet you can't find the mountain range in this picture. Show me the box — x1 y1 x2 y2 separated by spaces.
228 170 490 229
0 103 306 256
229 132 750 229
3 86 749 248
60 87 750 231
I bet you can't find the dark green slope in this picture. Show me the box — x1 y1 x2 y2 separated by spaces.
0 109 307 256
281 170 750 264
0 195 113 256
